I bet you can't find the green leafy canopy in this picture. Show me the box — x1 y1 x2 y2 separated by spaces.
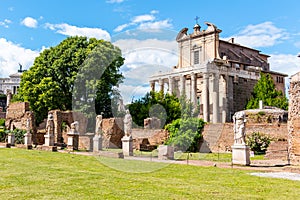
246 73 288 110
13 36 124 124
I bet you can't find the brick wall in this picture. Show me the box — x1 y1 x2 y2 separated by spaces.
211 123 288 153
288 72 300 164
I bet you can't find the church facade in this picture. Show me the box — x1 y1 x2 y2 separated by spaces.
149 22 287 123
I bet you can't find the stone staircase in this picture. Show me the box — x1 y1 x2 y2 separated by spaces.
264 140 288 160
200 123 224 153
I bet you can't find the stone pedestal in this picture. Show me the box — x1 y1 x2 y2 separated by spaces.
232 145 250 165
44 134 54 146
24 133 32 149
93 135 102 152
121 135 133 156
67 133 79 151
158 145 174 160
7 133 15 146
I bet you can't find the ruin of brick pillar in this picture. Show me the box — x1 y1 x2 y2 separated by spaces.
288 72 300 164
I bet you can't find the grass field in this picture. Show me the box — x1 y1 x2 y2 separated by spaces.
0 148 299 199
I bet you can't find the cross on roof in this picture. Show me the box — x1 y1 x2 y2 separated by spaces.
194 16 199 24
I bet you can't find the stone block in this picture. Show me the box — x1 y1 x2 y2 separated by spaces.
158 145 174 160
93 135 102 152
232 145 250 165
121 135 133 156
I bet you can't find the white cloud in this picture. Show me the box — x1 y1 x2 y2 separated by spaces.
45 23 111 41
106 0 124 3
132 14 155 23
269 54 300 77
138 19 172 30
223 22 288 48
21 17 38 28
113 38 178 103
0 19 12 28
0 38 39 77
114 11 172 32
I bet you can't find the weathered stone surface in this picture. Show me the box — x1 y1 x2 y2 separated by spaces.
122 135 133 156
288 72 300 164
158 145 174 160
102 118 124 148
232 145 250 165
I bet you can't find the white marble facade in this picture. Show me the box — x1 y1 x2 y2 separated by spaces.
149 22 287 123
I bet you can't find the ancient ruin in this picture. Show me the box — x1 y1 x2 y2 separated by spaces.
149 22 287 123
288 72 300 164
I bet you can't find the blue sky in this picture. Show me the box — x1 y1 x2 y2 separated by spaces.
1 0 300 102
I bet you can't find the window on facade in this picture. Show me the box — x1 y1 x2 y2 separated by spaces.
194 50 199 64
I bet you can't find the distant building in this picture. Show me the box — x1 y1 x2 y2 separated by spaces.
0 64 26 95
0 72 22 95
149 22 287 123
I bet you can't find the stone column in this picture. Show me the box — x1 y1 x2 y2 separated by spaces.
168 76 174 95
191 73 197 106
150 81 155 92
202 73 209 122
180 75 186 96
93 135 102 152
158 78 164 93
121 135 133 156
212 73 220 123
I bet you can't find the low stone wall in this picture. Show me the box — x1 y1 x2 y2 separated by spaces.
288 72 300 164
210 123 288 153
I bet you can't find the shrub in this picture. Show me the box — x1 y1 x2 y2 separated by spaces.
0 119 5 126
246 132 271 154
5 129 26 144
165 118 205 152
0 129 8 142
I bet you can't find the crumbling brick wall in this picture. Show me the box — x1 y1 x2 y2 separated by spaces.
288 72 300 164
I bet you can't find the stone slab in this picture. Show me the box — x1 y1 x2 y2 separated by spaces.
36 145 57 152
158 145 174 160
232 145 250 165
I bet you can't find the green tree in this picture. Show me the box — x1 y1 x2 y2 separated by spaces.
246 73 288 110
165 118 205 152
14 36 124 124
128 91 182 128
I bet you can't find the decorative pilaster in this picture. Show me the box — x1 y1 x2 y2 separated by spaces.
180 75 186 96
158 78 164 93
202 73 209 122
168 76 174 95
191 73 197 106
212 73 220 123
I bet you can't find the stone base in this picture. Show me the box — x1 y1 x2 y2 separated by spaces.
44 134 54 146
121 135 133 156
93 135 102 152
232 145 250 166
36 145 57 152
96 150 124 158
16 144 33 150
158 145 174 160
67 134 79 150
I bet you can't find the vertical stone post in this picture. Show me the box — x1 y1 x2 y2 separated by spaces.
67 121 79 151
212 73 220 123
202 73 210 122
150 81 155 92
191 72 197 106
158 78 164 93
121 135 133 156
288 72 300 164
168 76 174 95
7 133 15 146
180 75 186 96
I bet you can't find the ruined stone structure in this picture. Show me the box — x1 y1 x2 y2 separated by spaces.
49 110 88 145
102 118 124 148
149 22 287 123
201 108 288 153
5 102 35 134
288 72 300 164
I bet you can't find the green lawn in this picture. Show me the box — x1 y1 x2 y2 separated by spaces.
0 148 299 199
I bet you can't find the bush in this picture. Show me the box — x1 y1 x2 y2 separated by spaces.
246 132 271 154
0 119 5 126
165 118 205 152
0 129 8 142
5 129 26 144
